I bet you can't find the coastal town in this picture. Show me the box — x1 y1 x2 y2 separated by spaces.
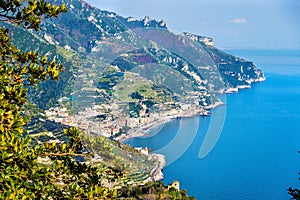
45 95 214 142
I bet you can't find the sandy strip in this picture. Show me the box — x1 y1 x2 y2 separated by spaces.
117 101 225 143
117 117 174 143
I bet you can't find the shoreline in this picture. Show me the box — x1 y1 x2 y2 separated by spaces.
117 117 174 143
221 77 266 94
116 101 226 181
150 153 166 181
116 100 225 143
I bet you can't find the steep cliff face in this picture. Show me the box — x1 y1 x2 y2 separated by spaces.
182 33 265 90
5 0 264 109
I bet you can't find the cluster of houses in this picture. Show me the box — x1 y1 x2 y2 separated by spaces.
45 104 123 137
45 93 211 139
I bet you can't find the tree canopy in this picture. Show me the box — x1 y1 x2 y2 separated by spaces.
0 0 67 30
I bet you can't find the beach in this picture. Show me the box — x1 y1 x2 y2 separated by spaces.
117 100 225 143
117 117 173 143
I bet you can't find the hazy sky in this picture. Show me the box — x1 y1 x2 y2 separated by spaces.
85 0 300 49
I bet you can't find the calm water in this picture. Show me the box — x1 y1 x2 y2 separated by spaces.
126 50 300 199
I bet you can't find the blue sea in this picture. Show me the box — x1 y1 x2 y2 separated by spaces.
126 49 300 199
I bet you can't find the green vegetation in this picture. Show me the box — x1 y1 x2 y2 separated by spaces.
0 1 116 199
119 182 195 199
203 45 264 88
26 116 157 186
114 72 175 105
114 72 154 102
